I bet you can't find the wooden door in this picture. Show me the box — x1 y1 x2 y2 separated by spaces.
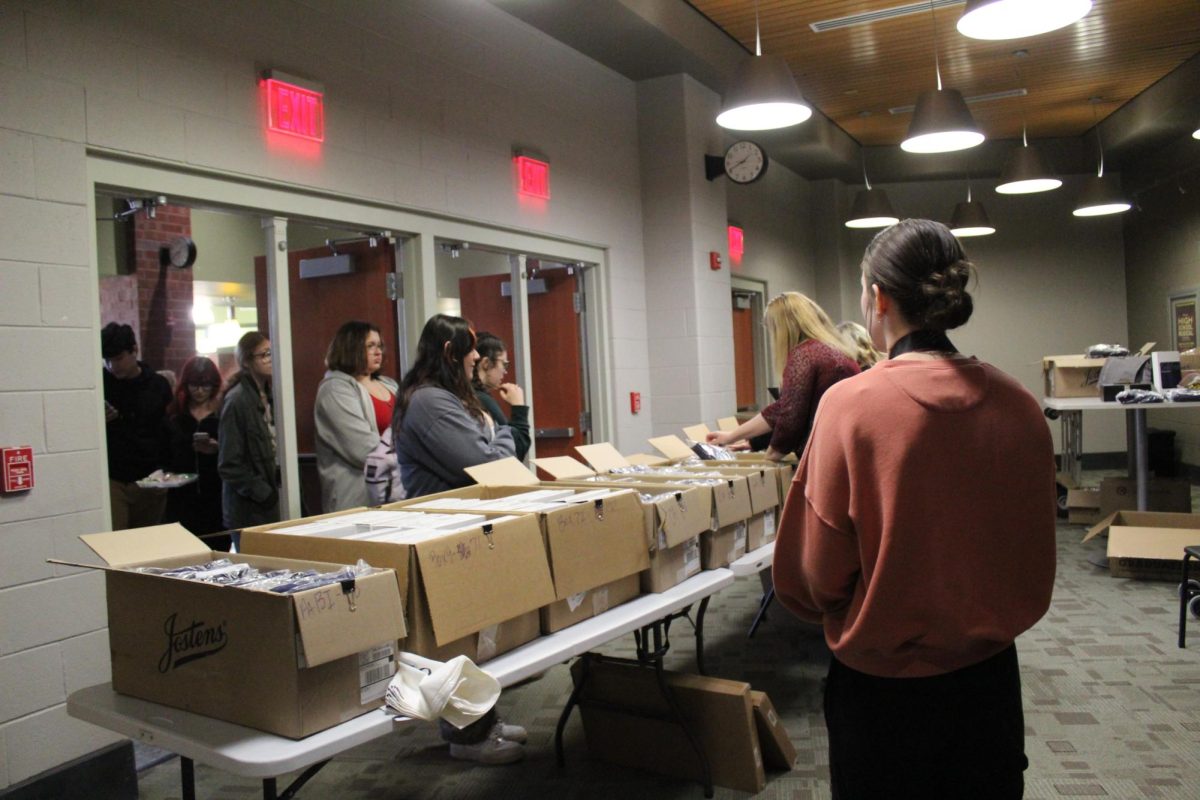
459 267 585 461
254 240 399 512
732 303 757 410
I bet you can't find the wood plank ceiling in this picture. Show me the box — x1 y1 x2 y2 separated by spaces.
687 0 1200 146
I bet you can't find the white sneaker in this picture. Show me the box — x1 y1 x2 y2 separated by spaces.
448 736 524 765
491 720 528 744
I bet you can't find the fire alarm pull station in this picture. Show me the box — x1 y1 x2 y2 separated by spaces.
709 251 722 270
2 446 34 493
630 392 642 414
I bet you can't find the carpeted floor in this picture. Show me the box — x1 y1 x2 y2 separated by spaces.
133 505 1200 799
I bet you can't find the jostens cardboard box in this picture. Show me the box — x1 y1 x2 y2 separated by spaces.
1042 354 1105 398
79 524 406 738
241 509 556 663
540 573 642 634
751 690 796 771
1097 476 1191 518
1083 511 1200 580
1066 488 1104 525
397 458 651 626
570 657 766 794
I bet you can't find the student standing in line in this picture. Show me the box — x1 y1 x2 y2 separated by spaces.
101 322 173 530
836 320 884 370
218 331 280 541
707 292 859 459
391 314 527 764
314 321 399 512
471 332 531 461
773 219 1057 799
164 356 227 548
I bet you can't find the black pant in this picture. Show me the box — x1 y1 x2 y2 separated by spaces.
824 645 1027 800
438 707 497 745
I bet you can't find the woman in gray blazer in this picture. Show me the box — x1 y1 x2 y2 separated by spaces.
314 321 398 512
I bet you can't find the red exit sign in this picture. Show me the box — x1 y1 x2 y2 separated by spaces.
265 77 325 142
515 155 550 200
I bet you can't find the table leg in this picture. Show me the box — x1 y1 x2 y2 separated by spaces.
180 756 195 800
694 596 710 675
1132 408 1149 510
263 777 277 800
555 653 592 767
748 588 775 639
1180 554 1193 649
652 654 714 798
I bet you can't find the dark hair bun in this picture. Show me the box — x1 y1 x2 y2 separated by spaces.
920 259 973 331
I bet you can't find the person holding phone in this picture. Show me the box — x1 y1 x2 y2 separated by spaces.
165 356 227 548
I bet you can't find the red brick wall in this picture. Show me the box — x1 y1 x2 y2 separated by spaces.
132 204 196 375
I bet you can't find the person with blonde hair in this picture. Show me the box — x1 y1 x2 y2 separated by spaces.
838 320 884 369
708 291 859 460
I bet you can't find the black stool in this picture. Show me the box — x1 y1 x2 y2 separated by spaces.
1178 546 1200 648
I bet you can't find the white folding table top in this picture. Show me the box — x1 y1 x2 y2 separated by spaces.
67 568 736 779
728 542 774 577
1042 397 1200 412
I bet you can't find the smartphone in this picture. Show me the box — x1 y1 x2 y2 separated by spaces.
193 432 212 443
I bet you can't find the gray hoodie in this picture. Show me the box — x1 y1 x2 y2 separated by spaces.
394 385 515 498
314 369 398 511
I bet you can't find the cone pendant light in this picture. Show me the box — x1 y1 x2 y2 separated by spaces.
902 2 984 153
950 185 995 237
1074 101 1131 217
996 126 1062 194
957 0 1093 41
716 2 812 131
846 153 899 229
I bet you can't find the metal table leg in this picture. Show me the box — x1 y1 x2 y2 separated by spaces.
181 756 195 800
1132 407 1149 510
693 597 710 675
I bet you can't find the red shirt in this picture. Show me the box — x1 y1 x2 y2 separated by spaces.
370 391 395 435
760 339 859 457
772 357 1057 677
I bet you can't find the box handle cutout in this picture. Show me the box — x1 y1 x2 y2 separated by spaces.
482 523 495 549
593 499 605 520
339 577 357 611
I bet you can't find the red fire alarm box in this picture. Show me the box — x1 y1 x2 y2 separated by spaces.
2 446 34 492
630 392 642 414
709 251 722 270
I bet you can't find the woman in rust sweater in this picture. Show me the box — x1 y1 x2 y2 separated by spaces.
708 292 858 459
773 219 1057 799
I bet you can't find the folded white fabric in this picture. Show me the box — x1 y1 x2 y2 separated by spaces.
385 653 501 729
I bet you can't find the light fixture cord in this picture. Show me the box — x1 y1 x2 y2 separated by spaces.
1091 99 1104 178
754 0 762 57
929 1 942 90
862 151 872 191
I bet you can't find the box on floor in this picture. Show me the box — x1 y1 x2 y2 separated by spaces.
569 657 783 794
1084 510 1200 580
78 524 406 738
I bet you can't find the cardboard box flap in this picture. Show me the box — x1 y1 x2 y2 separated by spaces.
648 435 696 461
717 417 739 432
1066 488 1101 510
625 453 670 466
535 456 596 480
293 570 406 667
1043 354 1106 368
465 457 538 486
1136 341 1156 356
1108 527 1200 561
576 442 631 472
682 423 711 442
80 524 211 569
1085 510 1200 541
415 518 555 645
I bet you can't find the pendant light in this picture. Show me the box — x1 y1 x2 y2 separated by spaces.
996 57 1061 194
1073 100 1131 217
845 153 899 229
950 184 995 237
1193 125 1200 140
902 2 984 154
957 0 1093 41
716 1 812 131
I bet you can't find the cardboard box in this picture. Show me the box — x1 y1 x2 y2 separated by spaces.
643 537 702 593
1066 488 1104 526
241 510 556 661
716 417 740 432
746 509 778 551
79 524 406 738
401 458 651 605
730 455 797 500
540 573 641 634
1042 354 1105 398
678 463 780 515
751 691 796 771
570 657 766 794
701 521 747 569
1098 476 1191 518
1083 511 1200 580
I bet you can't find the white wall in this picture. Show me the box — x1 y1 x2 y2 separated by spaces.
0 0 658 785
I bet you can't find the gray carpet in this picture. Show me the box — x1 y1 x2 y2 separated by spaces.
133 507 1200 799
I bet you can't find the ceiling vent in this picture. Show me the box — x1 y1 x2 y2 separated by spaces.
811 0 965 33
